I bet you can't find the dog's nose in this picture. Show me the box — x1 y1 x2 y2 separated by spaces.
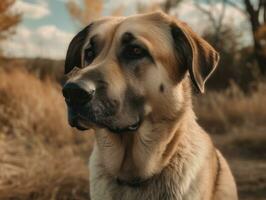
62 82 94 106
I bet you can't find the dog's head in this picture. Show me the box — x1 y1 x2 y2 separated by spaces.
62 12 219 133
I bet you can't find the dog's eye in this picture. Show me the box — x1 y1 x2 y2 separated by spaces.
84 47 95 64
123 45 146 60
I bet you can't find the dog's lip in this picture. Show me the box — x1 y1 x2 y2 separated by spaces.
107 118 142 134
74 123 88 131
69 114 91 131
69 108 143 133
72 115 142 133
116 176 149 187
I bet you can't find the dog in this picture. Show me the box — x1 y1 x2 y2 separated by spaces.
62 11 238 200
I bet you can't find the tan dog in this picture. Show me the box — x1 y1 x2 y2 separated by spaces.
62 11 238 200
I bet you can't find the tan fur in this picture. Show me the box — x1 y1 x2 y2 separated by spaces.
67 11 238 200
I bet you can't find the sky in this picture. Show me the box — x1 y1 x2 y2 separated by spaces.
3 0 248 60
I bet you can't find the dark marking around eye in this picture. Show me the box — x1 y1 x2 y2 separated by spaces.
90 37 96 46
122 45 147 61
122 32 135 44
84 35 102 66
159 84 164 93
84 47 95 64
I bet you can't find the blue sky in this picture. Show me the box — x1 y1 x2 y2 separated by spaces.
3 0 247 59
23 0 76 33
20 0 138 32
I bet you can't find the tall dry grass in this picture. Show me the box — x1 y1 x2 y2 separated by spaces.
195 82 266 133
0 68 93 200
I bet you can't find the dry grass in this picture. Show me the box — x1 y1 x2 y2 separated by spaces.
195 82 266 134
0 68 93 200
194 82 266 200
0 68 265 199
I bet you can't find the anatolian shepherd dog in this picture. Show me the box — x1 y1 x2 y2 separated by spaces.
62 11 238 200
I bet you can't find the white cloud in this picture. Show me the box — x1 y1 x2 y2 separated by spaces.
12 0 50 19
36 25 73 41
2 25 74 59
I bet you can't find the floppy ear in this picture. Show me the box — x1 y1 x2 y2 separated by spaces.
170 21 219 93
64 24 92 74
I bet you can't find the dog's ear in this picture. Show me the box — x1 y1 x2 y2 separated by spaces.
64 24 92 74
170 20 219 93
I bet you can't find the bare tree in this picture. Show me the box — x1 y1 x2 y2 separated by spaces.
228 0 266 74
243 0 266 74
194 0 227 46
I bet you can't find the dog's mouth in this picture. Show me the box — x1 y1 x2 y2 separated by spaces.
106 118 142 134
69 115 90 131
69 112 142 134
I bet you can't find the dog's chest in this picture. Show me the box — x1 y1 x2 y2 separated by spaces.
90 172 200 200
90 159 201 200
89 142 205 200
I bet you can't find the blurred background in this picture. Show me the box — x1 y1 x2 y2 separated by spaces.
0 0 265 199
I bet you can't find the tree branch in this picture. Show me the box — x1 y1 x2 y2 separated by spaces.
194 1 217 28
244 0 255 16
243 0 261 32
226 0 246 14
262 0 266 23
258 0 263 11
263 4 266 24
217 0 227 29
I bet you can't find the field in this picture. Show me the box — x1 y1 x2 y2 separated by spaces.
0 69 265 200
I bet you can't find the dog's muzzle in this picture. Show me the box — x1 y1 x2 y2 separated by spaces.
62 82 142 133
62 82 95 130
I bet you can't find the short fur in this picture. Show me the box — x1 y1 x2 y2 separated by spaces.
64 11 238 200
